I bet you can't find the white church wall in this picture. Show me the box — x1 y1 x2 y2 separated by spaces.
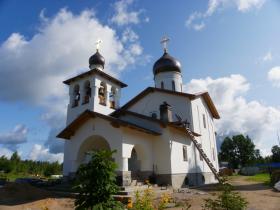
128 92 192 124
152 128 172 174
63 117 123 176
121 127 156 171
154 72 183 92
190 96 219 173
169 128 192 174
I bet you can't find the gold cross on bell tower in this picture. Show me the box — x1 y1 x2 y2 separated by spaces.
160 36 170 53
95 39 102 52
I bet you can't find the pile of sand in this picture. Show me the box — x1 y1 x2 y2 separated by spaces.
0 182 53 204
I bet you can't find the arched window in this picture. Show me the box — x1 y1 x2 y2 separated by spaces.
172 80 175 91
109 87 116 109
98 82 106 105
83 81 91 104
161 81 164 89
72 84 80 107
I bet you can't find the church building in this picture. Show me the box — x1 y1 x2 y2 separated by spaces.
57 39 220 188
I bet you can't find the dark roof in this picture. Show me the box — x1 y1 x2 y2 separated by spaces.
57 110 161 139
113 110 201 137
63 68 127 87
89 50 105 68
112 87 220 119
153 52 181 75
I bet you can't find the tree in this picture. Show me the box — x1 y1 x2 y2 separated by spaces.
10 152 20 162
0 156 13 173
271 145 280 162
74 150 123 210
43 161 61 177
219 135 257 168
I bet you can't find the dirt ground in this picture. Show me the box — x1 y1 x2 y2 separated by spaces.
0 176 279 210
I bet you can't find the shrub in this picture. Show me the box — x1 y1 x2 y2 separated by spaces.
74 150 124 210
133 189 155 210
202 180 248 210
219 168 234 176
158 192 172 210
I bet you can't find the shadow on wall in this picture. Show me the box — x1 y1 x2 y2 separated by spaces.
185 165 205 187
154 165 205 188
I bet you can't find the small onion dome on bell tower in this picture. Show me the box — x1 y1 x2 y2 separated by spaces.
153 51 181 75
89 50 105 70
89 39 105 70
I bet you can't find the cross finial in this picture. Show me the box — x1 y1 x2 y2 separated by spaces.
160 36 170 53
95 39 102 52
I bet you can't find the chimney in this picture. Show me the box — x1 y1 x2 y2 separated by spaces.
160 102 173 123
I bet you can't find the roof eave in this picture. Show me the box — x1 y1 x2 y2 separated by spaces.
63 69 128 88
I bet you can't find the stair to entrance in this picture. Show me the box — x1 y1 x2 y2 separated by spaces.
185 128 221 182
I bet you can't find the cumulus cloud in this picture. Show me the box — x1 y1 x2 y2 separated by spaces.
28 144 64 163
0 8 149 158
186 74 280 155
0 124 28 145
268 66 280 87
0 8 144 105
186 0 266 31
111 0 147 26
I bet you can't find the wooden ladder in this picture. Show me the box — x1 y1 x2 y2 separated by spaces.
185 128 221 182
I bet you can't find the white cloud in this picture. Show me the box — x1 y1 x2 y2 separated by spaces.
186 74 280 156
0 147 13 159
268 66 280 87
237 0 266 12
186 0 266 30
193 22 206 31
262 51 273 62
0 8 143 105
0 124 28 145
28 144 63 163
111 0 146 26
122 28 139 42
0 8 148 157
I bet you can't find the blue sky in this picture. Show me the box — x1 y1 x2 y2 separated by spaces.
0 0 280 162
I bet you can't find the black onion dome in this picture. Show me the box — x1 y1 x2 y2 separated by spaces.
89 50 105 68
153 52 181 75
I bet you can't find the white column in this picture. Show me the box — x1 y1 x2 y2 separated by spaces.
122 157 128 171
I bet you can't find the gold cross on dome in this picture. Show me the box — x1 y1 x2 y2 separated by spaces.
95 39 102 51
160 36 170 52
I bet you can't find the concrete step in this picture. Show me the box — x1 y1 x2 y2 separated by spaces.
116 191 130 196
130 180 137 186
136 181 144 186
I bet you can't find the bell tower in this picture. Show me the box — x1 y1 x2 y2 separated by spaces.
63 40 127 125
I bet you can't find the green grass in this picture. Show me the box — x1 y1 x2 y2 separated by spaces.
1 172 43 181
245 173 270 185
